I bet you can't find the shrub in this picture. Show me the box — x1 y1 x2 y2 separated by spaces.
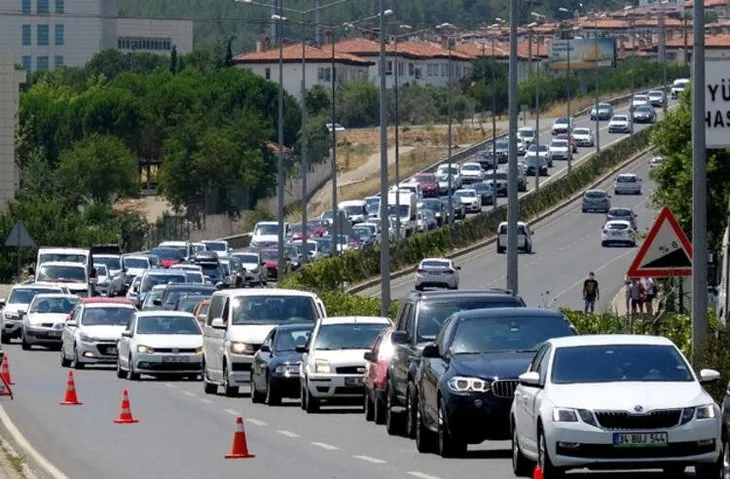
319 291 400 319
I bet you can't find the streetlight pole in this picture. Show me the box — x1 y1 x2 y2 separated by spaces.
275 13 287 279
378 0 390 317
491 33 498 210
330 29 339 257
659 1 668 115
437 23 456 228
594 14 600 153
507 0 519 294
625 6 635 135
300 38 309 264
394 36 401 241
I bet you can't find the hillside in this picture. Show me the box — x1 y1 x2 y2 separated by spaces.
117 0 624 52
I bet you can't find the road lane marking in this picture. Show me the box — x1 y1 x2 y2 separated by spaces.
199 398 213 404
164 384 177 389
311 442 339 450
408 472 441 479
247 418 267 426
224 408 239 416
277 430 300 438
181 390 196 397
353 455 387 464
551 247 639 302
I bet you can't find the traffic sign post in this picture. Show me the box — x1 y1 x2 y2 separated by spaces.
626 207 692 278
4 221 34 279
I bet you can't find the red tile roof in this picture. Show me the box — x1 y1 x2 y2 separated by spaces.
684 0 727 8
233 43 373 66
666 32 730 47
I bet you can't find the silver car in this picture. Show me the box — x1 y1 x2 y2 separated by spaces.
606 207 637 229
415 258 460 290
582 189 611 213
21 294 79 350
614 173 642 195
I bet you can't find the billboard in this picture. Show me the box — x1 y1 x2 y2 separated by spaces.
549 38 616 70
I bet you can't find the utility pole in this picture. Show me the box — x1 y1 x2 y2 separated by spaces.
378 0 390 317
276 13 286 279
535 62 540 192
394 39 401 241
315 0 322 44
691 0 708 364
491 35 498 210
566 31 572 174
594 16 600 153
507 0 519 294
659 4 668 115
300 40 309 264
447 38 454 228
330 29 339 257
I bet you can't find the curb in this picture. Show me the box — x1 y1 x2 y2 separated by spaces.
347 145 654 295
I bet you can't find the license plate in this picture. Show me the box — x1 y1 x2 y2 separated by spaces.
345 377 363 386
48 331 61 338
161 356 189 363
108 347 117 355
613 432 668 448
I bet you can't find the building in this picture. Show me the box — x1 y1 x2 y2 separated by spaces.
233 42 373 100
0 55 25 211
667 32 730 62
0 0 193 71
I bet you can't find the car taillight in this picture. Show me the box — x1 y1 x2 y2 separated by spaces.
443 270 453 275
417 269 426 274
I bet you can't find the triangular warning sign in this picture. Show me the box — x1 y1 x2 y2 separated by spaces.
0 372 13 399
627 207 693 278
4 221 34 248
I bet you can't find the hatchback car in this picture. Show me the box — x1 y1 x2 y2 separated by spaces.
415 258 461 291
582 189 611 213
21 294 79 350
601 220 636 247
647 89 665 107
453 189 482 213
633 105 656 124
606 207 637 229
631 94 650 108
551 117 573 135
548 139 570 161
497 221 533 254
614 173 642 195
363 327 394 424
608 115 632 134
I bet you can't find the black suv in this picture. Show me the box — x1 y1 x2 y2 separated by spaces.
384 289 526 437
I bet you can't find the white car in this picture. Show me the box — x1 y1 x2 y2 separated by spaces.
250 221 290 249
61 298 136 368
201 240 230 258
631 94 650 108
35 261 91 297
671 78 690 99
601 220 636 247
548 139 570 161
415 258 460 290
650 156 664 169
517 127 537 146
21 294 79 350
454 189 482 213
511 335 722 478
551 117 574 136
647 90 665 107
497 221 533 254
436 164 462 192
1 284 67 342
459 162 485 184
299 316 391 413
571 128 594 147
608 115 632 134
326 123 346 132
231 251 265 286
116 311 203 380
614 173 642 195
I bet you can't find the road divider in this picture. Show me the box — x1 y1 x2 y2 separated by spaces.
280 127 656 314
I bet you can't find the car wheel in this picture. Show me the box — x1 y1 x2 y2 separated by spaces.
373 389 386 425
264 374 280 406
538 425 564 478
601 241 607 247
202 359 218 394
415 404 436 454
116 359 125 378
512 421 533 477
437 397 466 458
21 330 30 351
305 388 319 413
222 362 238 397
126 354 139 380
696 457 722 478
60 345 71 368
414 284 423 292
364 389 375 421
0 335 8 344
385 378 403 436
71 345 84 369
250 377 264 403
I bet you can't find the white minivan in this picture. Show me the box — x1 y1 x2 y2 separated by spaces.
202 289 326 396
496 221 533 254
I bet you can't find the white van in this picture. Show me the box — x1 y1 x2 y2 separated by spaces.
202 288 326 396
496 221 533 254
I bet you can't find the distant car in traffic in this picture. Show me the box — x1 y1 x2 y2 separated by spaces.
606 207 637 229
590 102 613 121
497 221 533 254
571 128 594 147
363 326 394 424
650 156 664 169
601 220 636 247
582 189 611 213
608 115 632 134
551 117 574 135
614 173 642 195
631 94 650 108
647 89 665 107
632 105 656 124
415 258 461 291
671 78 690 99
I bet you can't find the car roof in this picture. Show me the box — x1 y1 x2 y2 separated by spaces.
93 254 120 259
273 323 315 332
31 293 77 300
585 189 606 194
456 307 566 320
142 270 186 276
498 221 528 226
164 284 216 291
318 316 391 326
548 334 674 348
211 288 319 299
38 247 88 254
38 261 86 268
134 310 197 318
79 297 134 305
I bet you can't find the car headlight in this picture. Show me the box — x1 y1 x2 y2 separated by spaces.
230 342 255 355
447 376 490 393
137 345 154 354
4 312 16 320
79 333 100 342
195 347 203 355
552 407 579 422
682 404 716 424
314 359 331 374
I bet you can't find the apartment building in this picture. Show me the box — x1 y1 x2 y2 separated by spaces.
0 0 193 71
0 55 25 211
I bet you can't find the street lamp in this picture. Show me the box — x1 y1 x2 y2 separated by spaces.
437 22 457 228
506 0 519 294
624 5 635 135
271 12 287 278
593 12 606 154
558 7 573 174
377 0 391 317
487 19 504 207
525 20 540 191
659 0 669 115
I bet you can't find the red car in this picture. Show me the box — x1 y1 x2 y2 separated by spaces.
363 327 394 424
555 133 578 153
412 173 439 198
261 248 281 280
148 247 183 268
291 224 313 241
307 220 328 237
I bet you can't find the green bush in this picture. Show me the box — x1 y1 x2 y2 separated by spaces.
281 126 654 294
318 291 400 319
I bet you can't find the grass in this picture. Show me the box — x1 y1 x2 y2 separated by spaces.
542 87 639 119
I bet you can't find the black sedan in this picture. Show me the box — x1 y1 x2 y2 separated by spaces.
413 308 577 458
471 182 494 206
251 323 313 405
632 105 656 124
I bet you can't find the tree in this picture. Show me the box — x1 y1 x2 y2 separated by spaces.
336 81 379 128
307 85 331 117
85 49 166 80
58 134 139 204
170 45 178 74
651 92 730 250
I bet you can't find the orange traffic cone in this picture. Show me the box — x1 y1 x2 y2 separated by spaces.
1 355 15 385
533 465 543 479
59 370 82 405
113 389 139 424
224 417 255 459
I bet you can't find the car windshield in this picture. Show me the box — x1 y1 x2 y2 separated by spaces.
199 264 222 281
585 191 606 199
415 174 436 182
231 295 318 325
235 254 259 264
472 183 490 192
529 145 548 152
636 106 653 112
261 250 278 261
314 323 387 350
551 344 693 384
185 271 204 283
573 129 589 135
39 253 87 265
205 242 227 252
163 286 215 306
123 257 149 269
555 117 568 124
29 297 78 313
421 260 451 269
275 327 312 351
178 297 206 313
518 130 534 138
96 265 108 277
495 140 508 150
37 265 86 282
136 315 201 335
8 288 57 304
82 307 135 326
342 205 364 215
352 227 373 238
417 299 523 341
551 140 568 147
94 257 121 270
141 274 186 292
634 95 648 100
254 224 278 236
607 223 629 230
487 172 508 181
450 315 574 354
388 205 410 216
617 176 637 183
149 248 181 261
294 243 317 254
462 164 480 171
612 116 628 121
498 224 528 234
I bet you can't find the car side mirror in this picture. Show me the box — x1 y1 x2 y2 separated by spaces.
210 317 227 329
153 298 162 306
391 330 408 344
699 369 720 384
121 330 132 338
259 344 271 353
519 371 542 387
421 344 440 358
363 351 375 362
295 345 308 353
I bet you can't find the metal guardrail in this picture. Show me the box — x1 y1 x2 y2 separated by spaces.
219 84 668 248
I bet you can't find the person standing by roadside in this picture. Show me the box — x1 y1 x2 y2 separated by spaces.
624 276 632 316
644 277 655 316
583 272 600 313
629 278 645 317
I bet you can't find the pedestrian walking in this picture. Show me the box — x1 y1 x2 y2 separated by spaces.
629 278 645 316
583 272 600 313
643 277 655 316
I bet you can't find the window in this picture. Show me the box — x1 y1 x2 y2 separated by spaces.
54 55 63 67
54 24 64 45
37 25 49 46
264 67 270 80
37 0 49 13
55 0 64 13
21 24 31 45
22 0 30 14
21 56 31 71
408 63 414 76
117 36 173 51
317 67 331 82
386 60 393 75
36 56 49 71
